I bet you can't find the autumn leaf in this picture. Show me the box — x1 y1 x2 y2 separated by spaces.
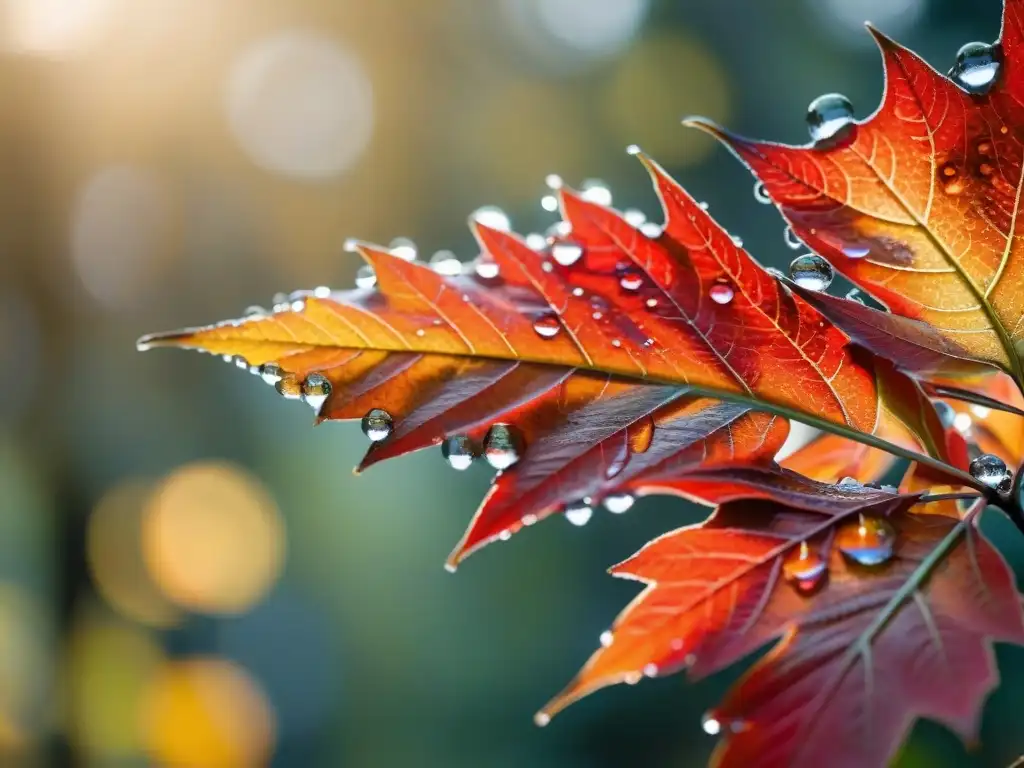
691 0 1024 386
539 488 1024 768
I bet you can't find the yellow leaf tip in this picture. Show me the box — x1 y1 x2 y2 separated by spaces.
136 330 190 351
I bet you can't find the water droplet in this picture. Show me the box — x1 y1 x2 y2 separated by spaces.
581 179 613 206
552 242 583 266
541 261 554 273
806 93 855 143
645 297 659 309
389 237 417 261
611 339 622 348
429 250 463 276
971 404 991 419
343 238 360 253
442 435 478 470
944 178 964 195
789 254 834 292
979 162 995 177
603 493 635 514
259 362 283 385
950 42 1001 94
534 712 551 727
533 313 562 339
626 144 642 156
698 201 709 211
969 453 1011 491
565 500 593 526
361 408 394 442
619 270 644 292
783 541 828 595
836 516 896 567
244 305 270 318
954 412 973 434
702 713 722 736
547 221 572 238
498 530 512 542
484 424 523 470
628 417 655 454
275 375 303 400
624 209 647 227
838 476 860 488
474 258 501 280
753 181 771 204
640 222 663 238
571 287 585 298
934 401 957 429
232 355 250 370
545 173 564 190
415 329 426 338
730 235 743 247
290 300 306 312
845 287 866 304
842 245 871 259
301 373 332 411
526 233 547 250
599 630 614 647
643 663 658 678
355 265 377 289
783 226 804 250
313 286 332 299
472 205 511 232
541 195 559 212
709 280 735 305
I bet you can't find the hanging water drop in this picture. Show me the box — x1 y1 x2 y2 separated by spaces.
603 493 635 514
783 541 828 595
244 305 269 319
730 235 743 248
232 355 250 370
789 254 834 292
628 417 655 454
429 250 463 276
442 435 478 471
552 242 583 267
275 375 303 400
845 287 866 305
753 181 771 204
355 265 377 289
474 257 501 280
541 195 559 212
533 313 562 339
484 424 524 470
599 630 614 647
702 712 722 736
836 515 896 567
950 42 1001 95
581 179 613 206
640 223 663 238
389 237 417 261
361 408 394 442
619 270 644 292
565 500 593 527
841 245 871 259
472 205 511 232
259 362 283 385
709 280 735 305
969 453 1012 492
783 226 804 250
302 373 332 411
526 233 547 251
806 93 855 143
624 209 647 227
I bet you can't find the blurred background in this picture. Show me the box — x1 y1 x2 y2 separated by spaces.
2 0 1023 765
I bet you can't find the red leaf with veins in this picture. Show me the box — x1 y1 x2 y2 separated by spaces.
692 0 1024 386
541 490 1024 768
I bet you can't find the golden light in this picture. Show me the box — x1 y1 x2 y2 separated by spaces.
140 658 276 768
86 480 180 628
65 613 164 760
600 33 731 166
0 584 50 755
1 0 115 55
142 462 285 615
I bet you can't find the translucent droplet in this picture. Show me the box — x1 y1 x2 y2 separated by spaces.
783 226 804 250
624 208 647 227
472 205 511 232
628 416 655 454
837 476 860 488
552 242 583 267
545 173 563 190
836 516 896 567
526 233 547 250
533 313 562 339
730 235 743 248
789 254 834 292
484 424 523 470
361 408 394 442
603 493 635 514
702 713 722 736
429 250 462 276
259 362 283 385
355 265 377 289
547 221 571 238
474 258 501 280
640 223 663 238
244 305 270 318
643 663 658 678
442 435 478 471
950 42 1001 94
275 375 303 400
645 297 659 310
709 280 735 305
845 288 866 305
783 541 828 595
753 181 771 204
522 514 538 526
954 412 973 434
581 179 613 206
599 630 614 647
806 93 855 143
565 500 593 526
541 195 559 212
232 355 250 370
934 401 957 429
969 453 1011 491
619 270 644 292
301 373 332 411
842 245 871 259
389 237 417 261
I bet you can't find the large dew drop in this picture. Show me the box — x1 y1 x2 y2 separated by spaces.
789 254 834 292
429 250 463 276
835 515 896 567
551 242 583 267
806 93 855 143
619 270 644 292
709 280 735 305
301 373 332 411
442 435 478 471
603 493 635 514
753 181 771 205
950 42 1001 95
361 408 394 442
275 375 303 400
355 265 377 290
484 424 524 470
533 313 562 339
564 500 593 527
783 541 827 595
259 362 284 385
969 453 1011 492
581 179 613 206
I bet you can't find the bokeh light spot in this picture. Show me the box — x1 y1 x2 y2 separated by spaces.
1 0 115 55
808 0 927 44
142 462 285 615
227 30 374 180
140 658 275 768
